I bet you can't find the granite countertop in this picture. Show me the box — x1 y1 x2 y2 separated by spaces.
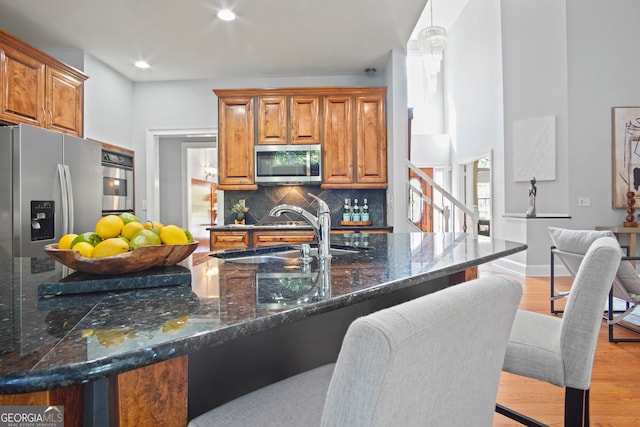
207 224 394 232
0 232 526 394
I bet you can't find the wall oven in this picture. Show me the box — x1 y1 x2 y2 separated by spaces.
255 144 321 185
101 149 134 215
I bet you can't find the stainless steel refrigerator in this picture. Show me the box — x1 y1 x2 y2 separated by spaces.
0 123 102 258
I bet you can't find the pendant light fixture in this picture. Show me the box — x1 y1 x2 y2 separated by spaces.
417 0 447 94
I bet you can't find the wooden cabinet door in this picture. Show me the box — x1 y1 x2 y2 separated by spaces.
0 44 45 127
257 95 287 145
46 67 84 137
322 95 353 185
355 94 387 186
290 95 319 144
218 97 257 190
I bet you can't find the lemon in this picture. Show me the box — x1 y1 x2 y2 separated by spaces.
160 225 188 244
144 221 164 230
96 215 124 239
71 232 102 248
93 238 130 258
58 233 78 250
129 229 162 250
121 221 145 240
73 241 94 258
118 212 140 225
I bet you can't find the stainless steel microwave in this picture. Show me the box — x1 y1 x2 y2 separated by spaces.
255 144 321 185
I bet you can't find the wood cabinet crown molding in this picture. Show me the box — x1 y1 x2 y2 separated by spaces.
213 86 387 98
0 29 87 82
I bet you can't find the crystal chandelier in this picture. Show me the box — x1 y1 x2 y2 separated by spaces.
417 0 447 94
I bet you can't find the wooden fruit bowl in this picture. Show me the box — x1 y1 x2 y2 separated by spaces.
44 241 198 275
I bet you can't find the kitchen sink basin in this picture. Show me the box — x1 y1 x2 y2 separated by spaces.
217 246 361 264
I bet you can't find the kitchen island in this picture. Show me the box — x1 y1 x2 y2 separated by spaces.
0 232 526 426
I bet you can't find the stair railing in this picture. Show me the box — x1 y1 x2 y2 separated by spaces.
406 159 478 236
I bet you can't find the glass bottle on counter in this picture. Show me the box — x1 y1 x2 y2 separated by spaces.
343 199 351 222
362 198 370 222
352 199 361 221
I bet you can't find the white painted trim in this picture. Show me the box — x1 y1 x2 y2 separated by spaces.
144 127 217 221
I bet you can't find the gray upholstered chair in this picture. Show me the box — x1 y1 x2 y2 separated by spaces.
188 275 523 427
549 226 640 342
496 236 622 426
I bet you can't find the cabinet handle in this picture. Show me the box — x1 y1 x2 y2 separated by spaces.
42 107 47 126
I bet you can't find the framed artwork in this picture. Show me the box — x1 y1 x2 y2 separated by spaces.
612 107 640 208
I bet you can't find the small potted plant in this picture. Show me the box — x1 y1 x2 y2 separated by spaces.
231 203 249 223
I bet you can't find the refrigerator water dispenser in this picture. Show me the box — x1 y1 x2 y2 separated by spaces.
31 201 55 241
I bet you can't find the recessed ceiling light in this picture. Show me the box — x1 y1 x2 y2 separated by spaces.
135 60 150 69
217 9 235 21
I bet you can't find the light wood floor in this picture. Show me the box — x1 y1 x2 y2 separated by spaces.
486 266 640 427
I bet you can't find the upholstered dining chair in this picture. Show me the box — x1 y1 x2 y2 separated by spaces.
189 275 523 427
496 236 622 426
549 226 640 342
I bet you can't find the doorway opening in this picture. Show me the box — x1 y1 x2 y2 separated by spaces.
459 153 491 236
145 128 218 251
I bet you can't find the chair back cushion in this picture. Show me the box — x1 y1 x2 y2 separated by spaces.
548 227 615 255
561 237 621 389
321 275 522 427
548 226 640 301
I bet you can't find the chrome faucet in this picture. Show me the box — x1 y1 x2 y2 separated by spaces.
269 193 332 260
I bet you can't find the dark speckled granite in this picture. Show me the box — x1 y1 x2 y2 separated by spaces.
0 233 526 394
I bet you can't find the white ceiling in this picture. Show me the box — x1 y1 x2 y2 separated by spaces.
0 0 468 83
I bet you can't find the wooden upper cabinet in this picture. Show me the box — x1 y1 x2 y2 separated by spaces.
290 96 319 144
257 95 287 145
46 67 84 136
0 30 87 137
321 88 387 189
322 95 354 185
0 44 46 127
217 96 258 190
215 87 386 190
355 93 387 185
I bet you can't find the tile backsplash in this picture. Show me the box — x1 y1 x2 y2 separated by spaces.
224 186 387 227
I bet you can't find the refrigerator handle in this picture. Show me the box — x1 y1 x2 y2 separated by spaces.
63 164 74 233
57 164 69 235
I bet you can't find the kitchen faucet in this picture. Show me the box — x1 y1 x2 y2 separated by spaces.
269 193 332 260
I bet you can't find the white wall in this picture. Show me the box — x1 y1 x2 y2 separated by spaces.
83 54 134 148
445 0 504 235
501 0 569 217
566 0 640 230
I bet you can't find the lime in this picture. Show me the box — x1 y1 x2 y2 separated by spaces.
73 241 94 258
96 215 124 239
71 232 102 248
159 225 188 244
93 238 130 258
121 221 145 240
129 229 162 250
183 228 195 243
118 212 141 225
58 233 78 250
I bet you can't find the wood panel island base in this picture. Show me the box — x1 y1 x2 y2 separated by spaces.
0 233 525 425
